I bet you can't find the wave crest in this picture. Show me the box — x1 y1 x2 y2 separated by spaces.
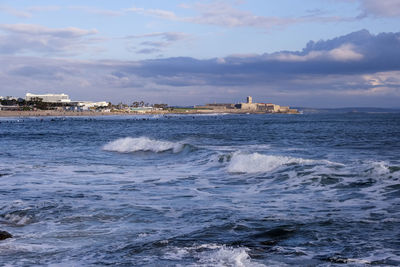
3 211 35 226
103 137 185 153
162 244 265 267
227 152 315 174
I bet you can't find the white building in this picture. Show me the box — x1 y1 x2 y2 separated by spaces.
25 93 71 103
76 101 109 110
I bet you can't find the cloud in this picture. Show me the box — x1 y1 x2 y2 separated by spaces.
0 24 97 38
127 2 348 30
122 30 400 79
136 48 162 54
1 30 400 107
127 32 189 42
0 24 99 55
27 6 60 13
126 7 178 20
140 41 168 48
0 5 124 18
68 6 124 17
272 44 363 62
126 32 190 54
0 5 60 18
358 0 400 17
0 6 32 18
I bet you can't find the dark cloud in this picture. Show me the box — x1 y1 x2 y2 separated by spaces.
1 30 400 107
136 48 162 54
126 32 189 55
119 30 400 81
140 41 169 48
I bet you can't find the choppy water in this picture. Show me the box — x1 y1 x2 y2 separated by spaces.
0 113 400 266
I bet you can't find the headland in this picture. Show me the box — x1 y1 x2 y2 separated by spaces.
0 93 299 117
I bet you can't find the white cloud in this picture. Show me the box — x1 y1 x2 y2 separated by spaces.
327 44 364 61
363 71 400 86
272 44 363 62
126 7 178 20
0 24 99 55
68 6 124 17
0 6 31 18
27 6 60 12
0 24 97 38
359 0 400 17
127 32 189 42
0 5 60 18
127 2 347 30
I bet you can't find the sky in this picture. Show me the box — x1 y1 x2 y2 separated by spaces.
0 0 400 107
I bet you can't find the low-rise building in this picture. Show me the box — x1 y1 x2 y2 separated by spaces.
0 105 21 111
77 101 108 110
25 93 71 103
196 96 297 113
236 103 258 110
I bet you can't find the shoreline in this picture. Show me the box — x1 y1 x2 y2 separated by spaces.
0 109 287 118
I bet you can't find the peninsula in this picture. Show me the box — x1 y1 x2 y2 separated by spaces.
0 93 298 117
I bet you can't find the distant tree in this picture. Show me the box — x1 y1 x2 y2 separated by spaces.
17 98 25 106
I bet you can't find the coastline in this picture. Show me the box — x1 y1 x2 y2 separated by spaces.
0 109 292 118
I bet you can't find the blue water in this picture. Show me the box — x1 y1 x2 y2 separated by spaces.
0 113 399 266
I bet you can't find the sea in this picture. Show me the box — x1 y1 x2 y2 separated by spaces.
0 113 399 266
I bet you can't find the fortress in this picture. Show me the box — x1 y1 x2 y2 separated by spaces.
196 96 298 114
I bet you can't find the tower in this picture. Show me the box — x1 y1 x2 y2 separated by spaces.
247 96 252 104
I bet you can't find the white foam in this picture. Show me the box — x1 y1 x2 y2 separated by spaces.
4 213 33 226
162 244 265 267
227 152 315 174
196 244 265 267
103 137 184 153
369 161 390 176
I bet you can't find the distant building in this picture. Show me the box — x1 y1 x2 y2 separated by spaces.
1 96 18 101
0 105 21 111
76 101 108 109
197 96 298 114
257 103 280 112
236 96 257 110
25 93 71 103
236 102 257 110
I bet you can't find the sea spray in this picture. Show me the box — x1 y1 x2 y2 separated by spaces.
103 137 185 153
2 114 400 266
162 244 265 267
227 152 316 174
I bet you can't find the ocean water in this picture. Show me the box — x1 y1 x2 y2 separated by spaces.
0 113 399 266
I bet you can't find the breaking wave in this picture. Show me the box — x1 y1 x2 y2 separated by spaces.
162 244 265 267
2 211 35 226
227 152 316 174
103 137 186 153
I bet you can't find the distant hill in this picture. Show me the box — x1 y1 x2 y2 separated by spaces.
294 107 400 114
